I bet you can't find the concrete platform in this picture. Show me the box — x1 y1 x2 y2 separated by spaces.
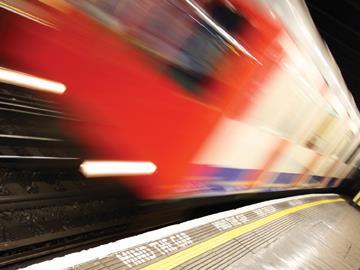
22 193 360 270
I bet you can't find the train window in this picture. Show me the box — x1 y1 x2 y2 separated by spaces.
71 0 247 96
167 1 246 94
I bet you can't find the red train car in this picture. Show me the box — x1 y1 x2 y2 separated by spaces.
1 0 359 199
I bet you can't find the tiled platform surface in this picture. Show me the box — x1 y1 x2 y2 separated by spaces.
22 193 360 270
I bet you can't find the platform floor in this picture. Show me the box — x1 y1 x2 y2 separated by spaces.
22 194 360 270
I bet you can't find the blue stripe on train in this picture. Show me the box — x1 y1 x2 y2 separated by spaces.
189 164 258 182
212 167 258 181
327 177 337 187
187 164 338 193
308 175 323 183
272 172 299 184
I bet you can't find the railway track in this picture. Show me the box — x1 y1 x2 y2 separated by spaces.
0 82 139 267
0 82 85 207
0 194 135 267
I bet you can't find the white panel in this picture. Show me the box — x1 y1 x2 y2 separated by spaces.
193 118 280 169
271 144 316 173
245 35 330 144
312 156 336 176
333 162 347 178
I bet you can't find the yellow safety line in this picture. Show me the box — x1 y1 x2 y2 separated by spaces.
140 197 344 270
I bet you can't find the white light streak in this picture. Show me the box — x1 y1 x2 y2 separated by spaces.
80 160 157 177
0 67 66 94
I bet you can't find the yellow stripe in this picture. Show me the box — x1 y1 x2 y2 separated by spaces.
141 198 344 270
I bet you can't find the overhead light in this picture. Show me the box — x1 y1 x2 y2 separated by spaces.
0 67 66 94
80 160 157 177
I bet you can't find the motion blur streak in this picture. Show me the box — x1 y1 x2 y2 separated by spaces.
0 68 66 94
80 161 157 177
0 1 53 27
184 0 258 62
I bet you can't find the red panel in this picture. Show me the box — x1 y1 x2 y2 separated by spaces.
1 0 283 199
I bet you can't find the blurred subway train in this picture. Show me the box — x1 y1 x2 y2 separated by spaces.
1 0 359 200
